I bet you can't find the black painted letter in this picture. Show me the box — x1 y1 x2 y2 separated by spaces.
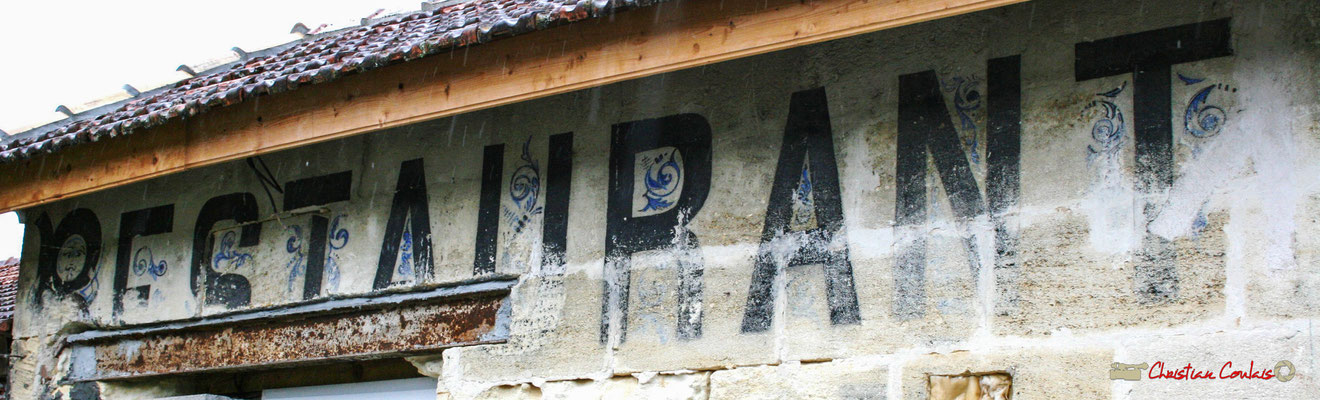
603 114 712 344
894 55 1022 319
191 193 262 308
473 145 504 275
542 133 574 273
1075 19 1231 303
34 209 102 304
374 159 434 289
741 88 860 332
113 205 174 317
987 56 1022 315
283 171 352 299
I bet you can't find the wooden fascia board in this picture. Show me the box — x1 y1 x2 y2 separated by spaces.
0 0 1026 213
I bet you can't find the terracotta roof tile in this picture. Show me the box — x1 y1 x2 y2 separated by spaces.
0 257 18 332
0 0 665 163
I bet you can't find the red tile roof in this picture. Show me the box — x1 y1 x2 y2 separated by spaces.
0 257 18 332
0 0 663 163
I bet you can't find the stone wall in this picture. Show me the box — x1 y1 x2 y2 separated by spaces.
9 0 1320 398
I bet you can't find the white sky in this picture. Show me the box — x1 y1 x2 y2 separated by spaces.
0 1 429 259
0 212 20 260
0 0 422 134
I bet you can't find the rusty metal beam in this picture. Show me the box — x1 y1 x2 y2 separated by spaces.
66 278 515 382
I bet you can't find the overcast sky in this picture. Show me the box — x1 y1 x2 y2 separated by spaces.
0 1 430 259
0 213 20 260
0 0 422 133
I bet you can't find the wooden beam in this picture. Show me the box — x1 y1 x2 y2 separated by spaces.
0 0 1026 212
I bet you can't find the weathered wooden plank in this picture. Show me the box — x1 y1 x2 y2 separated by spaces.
0 0 1026 212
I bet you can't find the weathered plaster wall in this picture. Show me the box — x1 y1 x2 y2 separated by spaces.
10 0 1320 398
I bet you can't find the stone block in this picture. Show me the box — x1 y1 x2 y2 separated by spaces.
777 246 980 361
459 372 709 400
709 360 888 399
901 348 1112 400
441 271 609 383
1114 324 1318 398
1247 193 1320 318
995 212 1225 336
610 247 779 373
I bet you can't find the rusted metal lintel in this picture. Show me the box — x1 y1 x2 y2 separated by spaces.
66 278 515 382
